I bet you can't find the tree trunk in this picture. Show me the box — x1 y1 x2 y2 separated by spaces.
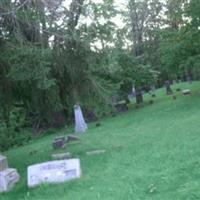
135 88 143 104
165 81 173 95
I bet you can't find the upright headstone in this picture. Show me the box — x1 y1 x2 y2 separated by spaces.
0 155 20 193
51 152 71 160
27 159 81 188
0 155 8 172
132 86 136 97
165 81 173 95
52 139 66 149
74 105 87 133
66 135 80 142
151 85 156 95
86 149 106 155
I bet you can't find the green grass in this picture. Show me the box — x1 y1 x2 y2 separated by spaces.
2 82 200 200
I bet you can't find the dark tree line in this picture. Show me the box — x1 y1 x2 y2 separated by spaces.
0 0 200 150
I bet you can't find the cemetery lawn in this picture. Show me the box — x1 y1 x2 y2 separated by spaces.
2 82 200 200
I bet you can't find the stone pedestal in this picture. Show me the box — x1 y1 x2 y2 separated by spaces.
0 168 20 192
52 139 66 149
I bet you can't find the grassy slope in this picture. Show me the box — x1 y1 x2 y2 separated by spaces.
2 82 200 200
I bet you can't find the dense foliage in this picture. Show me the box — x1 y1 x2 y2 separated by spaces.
0 0 200 150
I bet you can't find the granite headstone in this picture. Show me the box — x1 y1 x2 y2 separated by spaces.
74 105 87 133
27 159 81 188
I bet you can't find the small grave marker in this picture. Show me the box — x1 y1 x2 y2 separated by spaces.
66 135 80 143
0 155 20 193
0 168 20 193
74 104 87 133
27 159 81 188
51 152 71 160
0 155 8 172
182 89 191 95
86 149 106 155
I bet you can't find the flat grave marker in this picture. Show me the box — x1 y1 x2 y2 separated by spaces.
182 89 191 95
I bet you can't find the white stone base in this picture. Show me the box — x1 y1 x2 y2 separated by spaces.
0 168 20 193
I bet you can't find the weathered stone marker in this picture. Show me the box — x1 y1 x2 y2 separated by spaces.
0 168 20 192
66 135 80 143
182 89 191 95
27 159 81 188
0 155 20 193
165 80 173 95
51 152 71 160
0 155 8 172
86 149 106 155
52 139 66 149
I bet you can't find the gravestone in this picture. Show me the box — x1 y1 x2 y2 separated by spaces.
0 168 20 193
86 149 106 155
182 89 191 95
74 104 87 133
51 152 71 160
27 159 81 188
0 155 8 172
54 136 67 142
85 110 98 123
0 155 20 193
131 86 136 97
52 136 67 149
66 135 80 143
165 81 173 95
114 100 128 113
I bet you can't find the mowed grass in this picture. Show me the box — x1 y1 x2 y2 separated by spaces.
2 82 200 200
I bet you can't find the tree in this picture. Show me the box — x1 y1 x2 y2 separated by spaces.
127 0 161 103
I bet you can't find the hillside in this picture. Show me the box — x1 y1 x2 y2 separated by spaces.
2 82 200 200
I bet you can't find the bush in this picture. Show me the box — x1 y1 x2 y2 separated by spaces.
0 107 32 151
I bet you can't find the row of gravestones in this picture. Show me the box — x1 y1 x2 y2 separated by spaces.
0 154 81 192
0 104 87 193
